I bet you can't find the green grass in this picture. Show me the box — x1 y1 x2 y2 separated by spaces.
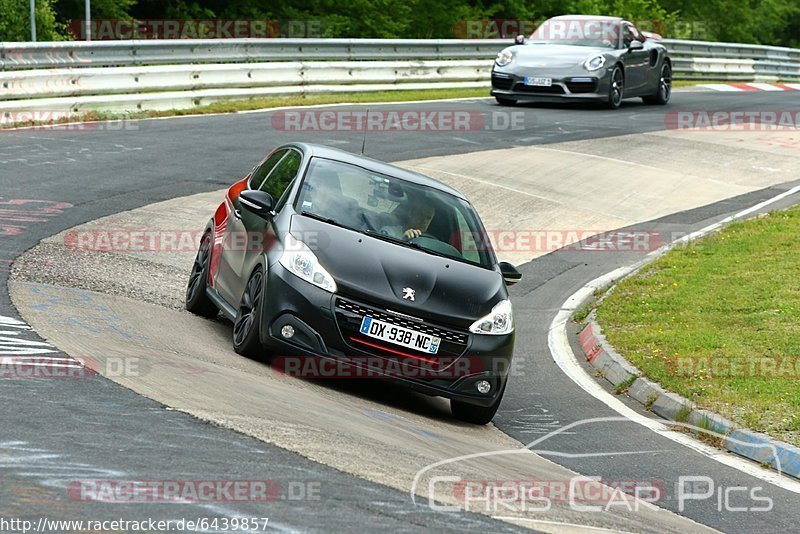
614 374 639 395
573 303 594 324
672 80 708 88
0 87 491 129
152 87 490 116
3 81 715 130
595 206 800 447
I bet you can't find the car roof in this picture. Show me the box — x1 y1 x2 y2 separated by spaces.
285 142 468 200
547 15 624 22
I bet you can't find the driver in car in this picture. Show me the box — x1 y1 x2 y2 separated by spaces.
380 200 435 241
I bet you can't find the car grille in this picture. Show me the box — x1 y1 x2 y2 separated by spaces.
334 297 469 365
491 73 514 90
566 78 598 93
512 82 565 94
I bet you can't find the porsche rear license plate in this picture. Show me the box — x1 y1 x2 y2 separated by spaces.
359 316 440 354
524 77 552 87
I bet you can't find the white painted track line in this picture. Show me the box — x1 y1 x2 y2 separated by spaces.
697 84 743 91
747 83 785 91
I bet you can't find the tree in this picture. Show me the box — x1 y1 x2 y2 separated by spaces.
0 0 66 41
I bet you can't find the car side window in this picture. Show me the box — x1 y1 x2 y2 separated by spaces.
274 179 295 212
622 24 636 46
454 207 481 264
260 149 302 201
250 149 288 190
627 23 644 42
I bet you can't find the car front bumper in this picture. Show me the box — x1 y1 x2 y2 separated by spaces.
491 67 611 102
258 262 515 407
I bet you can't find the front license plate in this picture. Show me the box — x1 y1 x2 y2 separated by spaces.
524 76 552 87
359 316 440 355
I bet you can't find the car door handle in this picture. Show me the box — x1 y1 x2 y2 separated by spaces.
233 209 242 219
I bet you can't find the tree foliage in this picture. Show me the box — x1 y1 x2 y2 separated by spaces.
1 0 798 47
1 0 64 41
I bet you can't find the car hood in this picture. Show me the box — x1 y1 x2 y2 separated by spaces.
512 44 608 68
289 215 505 327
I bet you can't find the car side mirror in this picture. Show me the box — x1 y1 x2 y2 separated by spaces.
628 40 644 51
499 261 522 285
514 34 526 45
238 190 275 219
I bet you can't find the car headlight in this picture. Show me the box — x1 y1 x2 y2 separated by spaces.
279 233 337 293
584 55 606 71
495 49 514 67
469 299 514 335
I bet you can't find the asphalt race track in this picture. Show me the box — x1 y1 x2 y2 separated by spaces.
1 90 799 532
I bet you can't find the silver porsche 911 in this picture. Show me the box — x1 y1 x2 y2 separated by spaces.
491 15 672 109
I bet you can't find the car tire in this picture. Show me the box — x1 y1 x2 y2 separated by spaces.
233 265 267 358
185 230 218 318
607 66 624 109
451 382 506 425
495 96 517 106
642 62 672 105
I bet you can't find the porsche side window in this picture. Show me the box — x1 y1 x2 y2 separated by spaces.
260 149 302 200
626 23 644 42
250 149 288 190
622 25 635 46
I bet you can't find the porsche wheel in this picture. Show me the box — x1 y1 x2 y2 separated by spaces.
607 66 624 109
185 231 218 318
643 62 672 105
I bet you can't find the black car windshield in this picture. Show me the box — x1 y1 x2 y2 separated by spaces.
296 157 495 269
529 18 620 49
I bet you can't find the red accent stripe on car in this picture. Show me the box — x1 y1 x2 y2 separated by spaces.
348 336 440 365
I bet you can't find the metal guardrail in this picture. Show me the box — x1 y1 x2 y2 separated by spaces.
2 37 799 71
663 38 800 81
0 39 506 70
1 38 798 120
1 61 491 100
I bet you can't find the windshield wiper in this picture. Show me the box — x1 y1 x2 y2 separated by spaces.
361 230 451 260
362 229 403 244
301 210 349 230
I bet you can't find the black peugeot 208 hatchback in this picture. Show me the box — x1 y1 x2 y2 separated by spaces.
185 143 522 424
